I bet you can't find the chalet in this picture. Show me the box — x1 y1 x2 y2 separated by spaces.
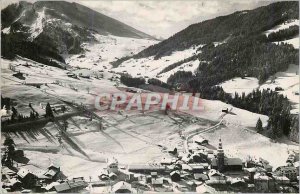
66 72 77 78
112 181 132 193
43 163 64 182
193 136 209 145
151 178 163 187
273 176 290 185
150 172 158 178
167 147 177 155
207 169 227 186
230 178 246 187
253 172 275 192
196 184 216 193
181 164 192 172
6 178 22 191
17 168 37 189
191 153 207 163
194 173 209 181
222 108 229 113
51 179 88 193
109 172 117 180
245 158 272 172
13 72 25 80
160 158 173 165
244 167 266 183
190 165 205 173
170 171 181 182
78 73 90 79
99 173 109 181
274 166 298 181
128 164 166 174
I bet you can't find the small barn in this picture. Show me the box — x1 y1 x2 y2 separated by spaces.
170 171 181 182
151 178 163 187
128 164 166 174
112 181 132 193
51 179 87 193
193 136 209 145
194 173 209 181
17 168 37 189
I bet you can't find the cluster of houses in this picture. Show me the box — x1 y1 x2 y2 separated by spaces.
2 163 90 193
2 137 299 193
90 138 299 193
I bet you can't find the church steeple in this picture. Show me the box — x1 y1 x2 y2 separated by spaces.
217 138 225 172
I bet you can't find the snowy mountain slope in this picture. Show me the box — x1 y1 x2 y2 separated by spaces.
218 64 299 114
2 1 154 39
65 34 158 70
218 77 260 96
113 45 201 79
275 37 299 48
260 64 299 114
112 1 298 87
1 1 156 68
264 19 299 36
264 19 299 48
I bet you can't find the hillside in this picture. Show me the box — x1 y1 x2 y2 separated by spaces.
113 1 298 86
1 1 154 68
112 1 299 142
134 1 298 59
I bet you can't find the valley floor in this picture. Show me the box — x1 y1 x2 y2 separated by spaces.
1 57 298 184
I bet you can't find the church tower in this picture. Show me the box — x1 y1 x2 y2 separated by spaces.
217 138 225 172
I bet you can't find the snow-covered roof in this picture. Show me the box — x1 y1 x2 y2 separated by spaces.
208 169 222 177
112 181 132 192
151 177 163 185
254 173 271 180
196 184 216 193
230 177 245 185
17 168 32 178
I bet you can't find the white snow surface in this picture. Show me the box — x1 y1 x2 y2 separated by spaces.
219 64 299 114
264 19 299 36
65 34 157 71
219 77 259 96
29 7 46 40
113 45 202 80
275 37 299 49
158 59 200 83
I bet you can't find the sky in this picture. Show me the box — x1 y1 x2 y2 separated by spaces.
78 0 272 38
1 0 272 38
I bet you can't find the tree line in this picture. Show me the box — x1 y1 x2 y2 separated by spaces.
267 25 299 42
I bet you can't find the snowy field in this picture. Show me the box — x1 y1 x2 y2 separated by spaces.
264 19 299 36
219 77 259 96
275 37 299 49
1 37 298 183
113 45 202 79
201 124 298 169
219 64 299 114
263 19 299 48
65 34 158 70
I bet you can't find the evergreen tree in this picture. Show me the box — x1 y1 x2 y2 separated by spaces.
256 118 263 133
3 137 15 167
45 103 54 117
3 136 15 147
